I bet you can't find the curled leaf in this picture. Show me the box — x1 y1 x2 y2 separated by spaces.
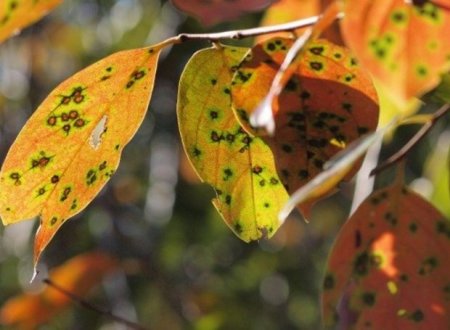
178 45 289 241
0 45 162 268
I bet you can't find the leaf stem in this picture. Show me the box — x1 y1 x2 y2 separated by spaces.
43 278 149 330
370 104 450 176
157 14 343 48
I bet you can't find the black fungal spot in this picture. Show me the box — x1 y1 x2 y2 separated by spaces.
416 65 428 77
323 274 334 290
309 46 324 55
211 131 222 142
99 161 107 171
241 136 252 145
192 147 201 157
384 212 397 226
61 96 71 105
400 274 409 282
226 134 235 143
391 10 406 23
210 78 217 85
61 112 69 121
267 42 276 51
362 292 376 306
409 222 418 232
314 159 324 169
298 169 309 179
51 175 60 184
300 90 311 99
86 169 97 185
236 70 252 83
106 66 113 72
115 144 120 151
133 70 146 80
307 151 315 159
234 222 243 234
101 75 110 81
223 88 231 94
9 172 20 180
47 116 57 126
355 230 362 248
209 110 219 120
37 187 46 196
252 166 263 174
358 127 369 135
31 156 51 169
410 310 424 322
376 48 386 59
333 52 342 59
225 195 232 205
73 94 84 103
71 199 78 210
223 168 233 181
285 78 298 91
309 61 323 71
259 179 266 187
69 110 79 119
74 118 85 127
50 217 58 225
60 187 71 202
353 252 369 276
418 257 438 275
263 202 270 208
435 220 450 238
126 80 134 89
342 102 352 112
270 177 279 185
282 144 293 153
62 124 71 133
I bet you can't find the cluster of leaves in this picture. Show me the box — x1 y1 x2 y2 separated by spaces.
0 0 449 328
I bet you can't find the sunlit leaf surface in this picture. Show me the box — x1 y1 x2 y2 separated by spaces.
341 0 450 105
0 252 118 329
0 45 162 266
178 45 289 241
322 183 450 329
232 37 379 216
0 0 62 44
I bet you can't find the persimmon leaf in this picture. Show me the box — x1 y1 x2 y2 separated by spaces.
0 0 62 44
177 45 289 241
232 37 379 216
322 183 450 329
341 0 450 105
0 252 118 329
0 45 162 267
171 0 278 27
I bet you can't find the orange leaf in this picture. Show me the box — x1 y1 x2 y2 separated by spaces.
0 252 118 330
0 0 62 44
232 37 379 216
322 183 450 329
171 0 278 27
0 45 162 268
341 0 450 105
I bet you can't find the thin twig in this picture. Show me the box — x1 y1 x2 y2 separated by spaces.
370 104 450 176
157 13 344 48
43 278 149 330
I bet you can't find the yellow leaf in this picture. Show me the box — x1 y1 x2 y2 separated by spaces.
0 0 62 44
0 45 162 267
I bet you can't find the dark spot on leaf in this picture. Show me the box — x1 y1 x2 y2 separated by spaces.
234 222 243 233
358 126 369 135
252 166 262 174
50 217 58 225
61 96 71 105
73 94 84 103
309 61 323 71
223 168 233 181
126 80 134 89
298 169 309 179
263 202 270 208
270 177 279 185
62 124 71 133
99 161 107 171
267 42 276 51
69 110 79 119
74 118 85 127
211 131 222 142
259 179 266 187
309 46 324 55
323 274 334 290
353 252 369 276
60 187 71 202
355 230 362 248
362 292 376 306
37 187 46 196
51 175 59 184
225 195 231 205
61 112 69 121
223 88 231 94
133 70 145 80
409 222 418 232
300 90 311 99
314 159 324 169
410 310 424 322
210 110 219 120
210 78 217 85
47 116 57 126
282 144 292 153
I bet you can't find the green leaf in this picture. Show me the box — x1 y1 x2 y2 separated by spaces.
177 45 289 241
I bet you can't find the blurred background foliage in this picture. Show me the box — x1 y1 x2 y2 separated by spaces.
0 0 449 329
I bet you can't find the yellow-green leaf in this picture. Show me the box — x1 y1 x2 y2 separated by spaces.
0 45 162 267
177 45 289 241
0 0 62 44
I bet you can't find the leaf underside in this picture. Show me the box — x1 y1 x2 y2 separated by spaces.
0 46 161 265
231 37 379 216
177 45 289 241
322 183 450 329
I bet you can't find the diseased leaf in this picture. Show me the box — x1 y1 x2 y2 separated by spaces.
0 252 118 329
232 37 379 216
171 0 278 27
341 0 450 105
0 0 62 44
322 183 450 329
0 45 162 267
177 45 289 241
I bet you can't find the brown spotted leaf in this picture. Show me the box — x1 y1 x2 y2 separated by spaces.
322 183 450 329
232 37 379 217
0 0 62 44
0 252 118 329
341 0 450 106
171 0 278 26
178 45 289 242
0 45 162 267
